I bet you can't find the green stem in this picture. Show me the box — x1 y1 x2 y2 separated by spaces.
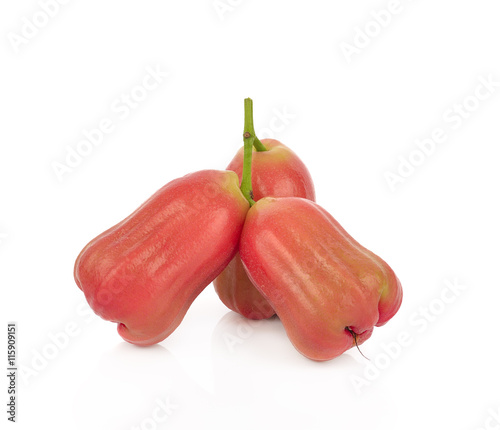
240 98 258 206
253 138 267 152
243 98 267 152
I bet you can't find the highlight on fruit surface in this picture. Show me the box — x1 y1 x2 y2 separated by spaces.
214 99 316 320
239 196 402 361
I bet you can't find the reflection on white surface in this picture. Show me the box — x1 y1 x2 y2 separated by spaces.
73 343 215 429
210 312 396 430
70 312 400 430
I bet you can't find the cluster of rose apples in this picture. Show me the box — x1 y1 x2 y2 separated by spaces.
74 98 402 361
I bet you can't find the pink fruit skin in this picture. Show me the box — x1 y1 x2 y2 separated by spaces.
239 197 403 361
74 170 249 346
214 139 316 319
226 139 315 201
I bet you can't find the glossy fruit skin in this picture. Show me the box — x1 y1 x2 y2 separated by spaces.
225 139 315 201
239 197 403 361
74 170 249 346
213 251 275 319
214 139 315 319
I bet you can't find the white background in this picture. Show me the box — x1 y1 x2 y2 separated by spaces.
2 1 500 429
